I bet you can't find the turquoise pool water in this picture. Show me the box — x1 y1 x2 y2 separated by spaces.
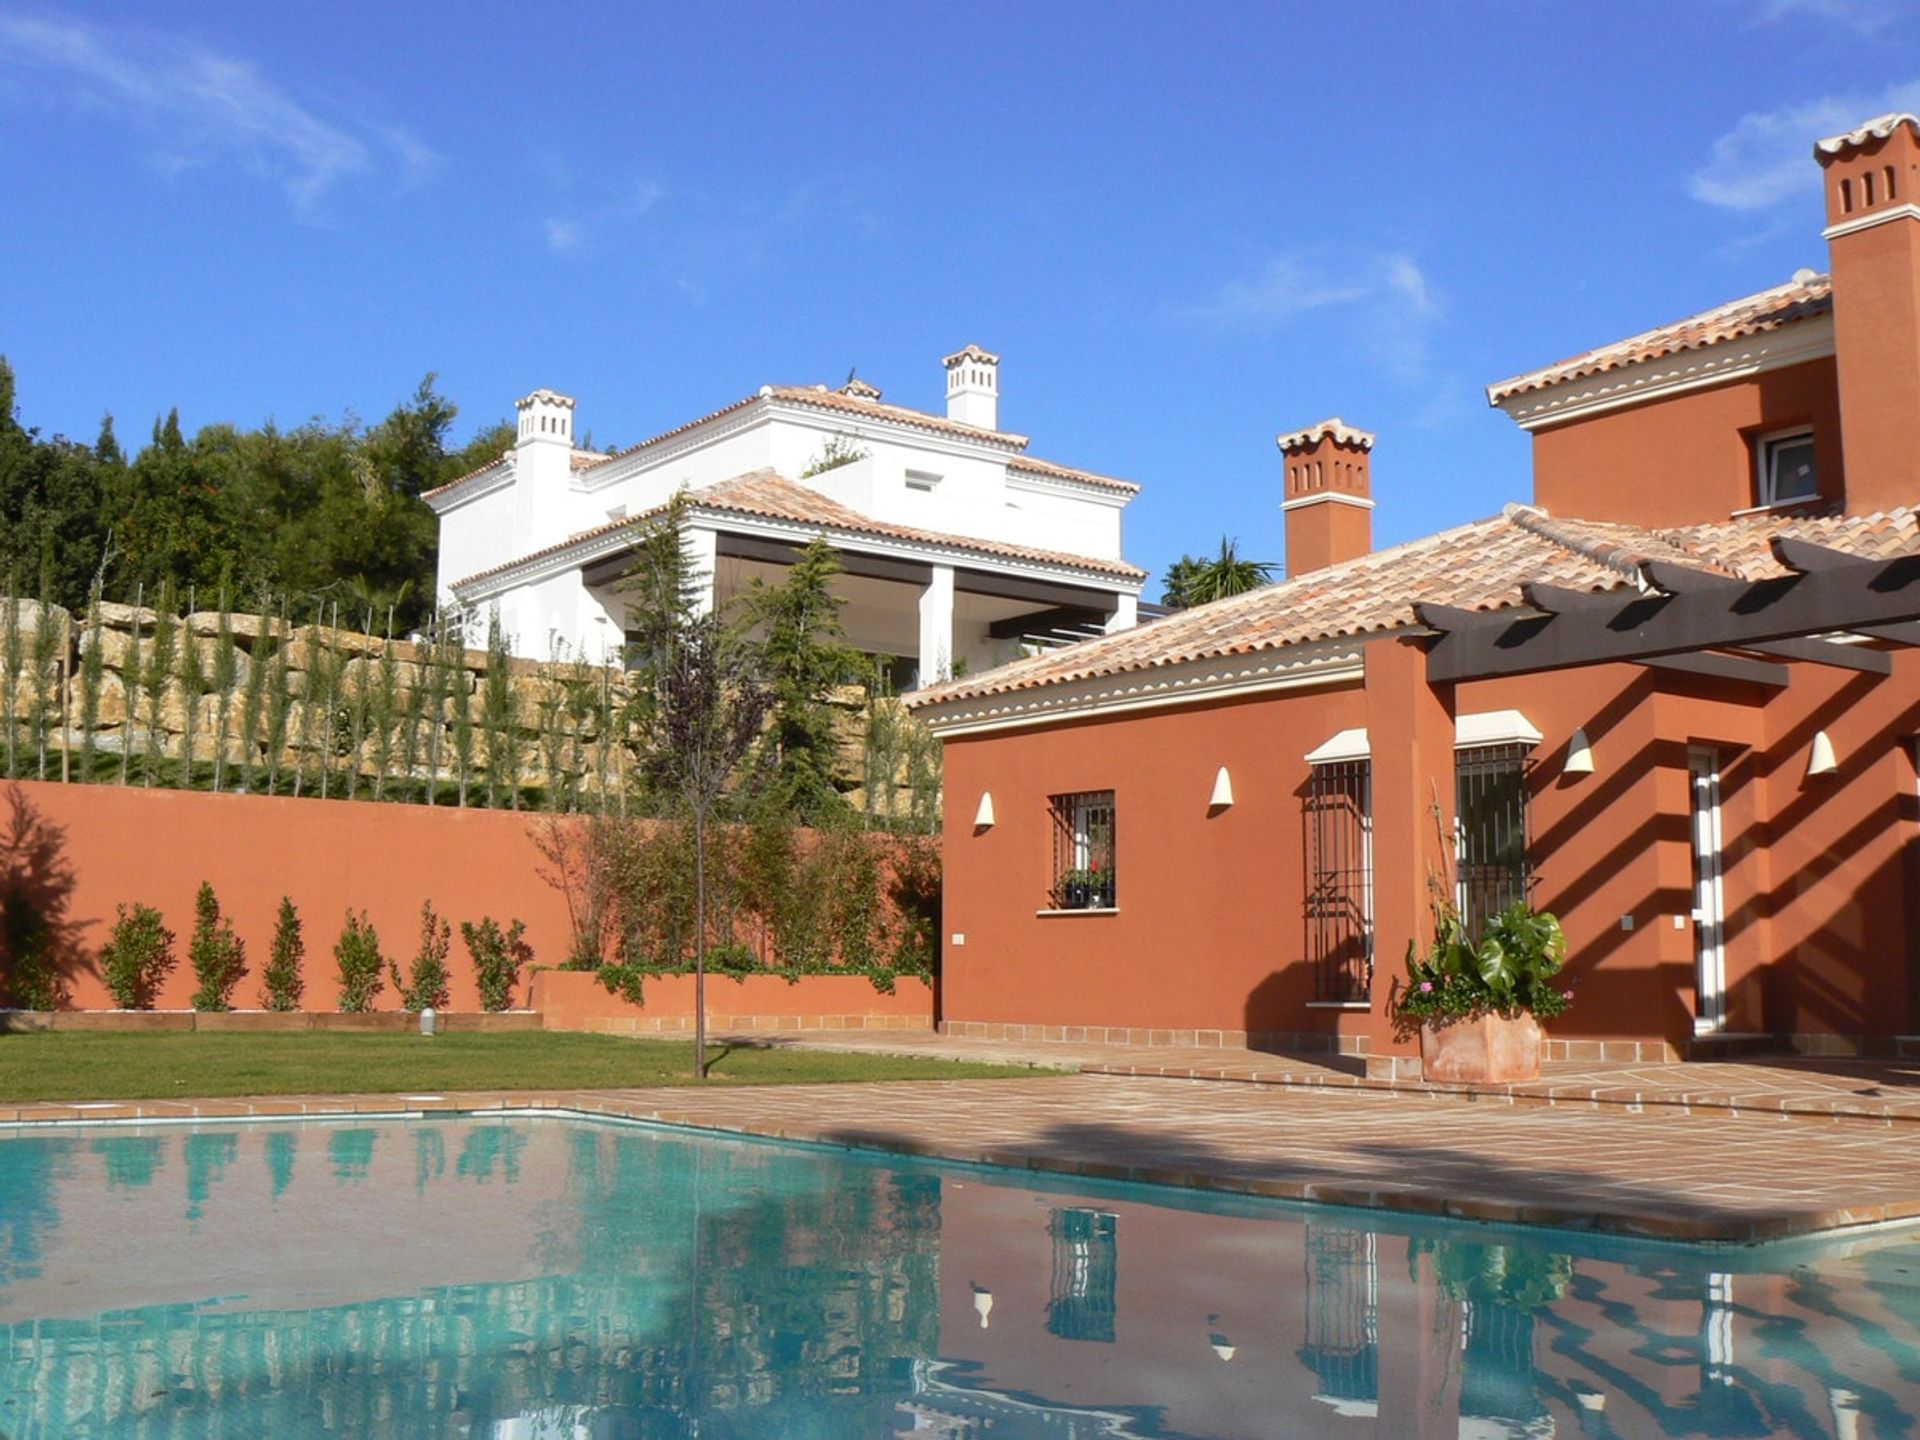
0 1116 1915 1437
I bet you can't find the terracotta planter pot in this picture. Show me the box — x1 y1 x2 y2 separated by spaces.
1418 1011 1543 1083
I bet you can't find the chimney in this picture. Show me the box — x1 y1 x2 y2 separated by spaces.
1816 113 1920 515
943 344 1000 430
1278 418 1374 576
514 388 577 548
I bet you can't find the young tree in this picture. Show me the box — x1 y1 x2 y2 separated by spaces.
740 536 862 824
261 896 305 1011
333 910 385 1013
100 903 176 1010
626 495 773 1077
390 900 451 1011
187 881 247 1012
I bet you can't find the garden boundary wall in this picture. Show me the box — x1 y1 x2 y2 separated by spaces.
1 780 930 1028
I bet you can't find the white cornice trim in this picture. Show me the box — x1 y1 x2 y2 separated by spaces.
1005 470 1132 508
1822 203 1920 241
1492 312 1835 432
575 405 770 493
425 461 512 514
912 637 1373 738
1280 492 1375 513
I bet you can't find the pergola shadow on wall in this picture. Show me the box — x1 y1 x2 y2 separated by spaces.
1361 536 1920 1053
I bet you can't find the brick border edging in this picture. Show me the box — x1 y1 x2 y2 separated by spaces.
0 1086 1907 1245
0 1010 542 1033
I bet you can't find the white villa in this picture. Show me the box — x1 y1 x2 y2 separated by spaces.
427 346 1146 683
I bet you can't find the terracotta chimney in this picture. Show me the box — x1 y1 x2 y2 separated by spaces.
1816 114 1920 514
1278 417 1374 576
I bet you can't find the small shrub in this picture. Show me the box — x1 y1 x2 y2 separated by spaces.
333 910 385 1013
260 897 305 1011
100 903 176 1010
390 901 451 1012
461 917 532 1012
187 881 247 1012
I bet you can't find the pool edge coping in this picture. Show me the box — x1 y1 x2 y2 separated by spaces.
0 1087 1913 1249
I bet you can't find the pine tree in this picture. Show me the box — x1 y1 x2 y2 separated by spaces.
187 881 246 1012
261 897 304 1011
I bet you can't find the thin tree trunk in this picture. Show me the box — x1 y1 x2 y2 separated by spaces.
695 804 707 1081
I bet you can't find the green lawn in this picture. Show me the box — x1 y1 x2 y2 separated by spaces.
0 1032 1041 1103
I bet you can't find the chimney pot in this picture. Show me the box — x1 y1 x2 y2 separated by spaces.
943 344 1000 430
1277 417 1375 576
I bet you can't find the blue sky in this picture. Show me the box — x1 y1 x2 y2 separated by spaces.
2 0 1916 593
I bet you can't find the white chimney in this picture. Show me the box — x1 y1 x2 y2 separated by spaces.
514 388 576 548
943 344 1000 430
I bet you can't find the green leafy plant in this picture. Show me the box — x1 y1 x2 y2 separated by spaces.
100 902 176 1010
390 900 451 1011
1412 1238 1574 1309
333 909 385 1013
187 880 247 1012
261 896 305 1011
799 433 869 478
1398 899 1571 1023
461 916 532 1012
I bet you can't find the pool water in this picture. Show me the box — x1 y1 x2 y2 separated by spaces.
0 1116 1916 1437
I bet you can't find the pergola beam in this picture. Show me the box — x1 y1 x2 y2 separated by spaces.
1637 653 1791 688
1738 636 1892 674
1423 550 1920 682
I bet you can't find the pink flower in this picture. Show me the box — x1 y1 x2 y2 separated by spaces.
1419 981 1433 993
1561 989 1574 1001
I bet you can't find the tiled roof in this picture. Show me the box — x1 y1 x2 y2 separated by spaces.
451 469 1146 592
1485 272 1833 403
763 383 1027 446
1005 454 1139 495
422 454 509 502
569 450 610 473
906 502 1920 709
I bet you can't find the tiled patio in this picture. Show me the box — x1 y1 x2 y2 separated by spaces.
7 1067 1920 1244
705 1027 1920 1125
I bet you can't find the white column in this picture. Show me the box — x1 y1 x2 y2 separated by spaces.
917 563 955 688
1106 591 1139 633
683 525 719 618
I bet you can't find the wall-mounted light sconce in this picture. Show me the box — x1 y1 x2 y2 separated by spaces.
973 791 995 831
972 1285 994 1329
1807 730 1839 779
1209 767 1234 811
1207 1314 1235 1360
1564 726 1595 776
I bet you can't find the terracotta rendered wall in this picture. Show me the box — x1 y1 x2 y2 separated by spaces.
3 781 575 1012
1529 357 1844 527
940 642 1920 1051
532 970 932 1033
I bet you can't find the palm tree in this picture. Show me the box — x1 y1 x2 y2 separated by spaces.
1160 537 1277 609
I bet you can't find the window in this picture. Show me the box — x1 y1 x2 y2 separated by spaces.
1050 790 1116 909
1304 759 1373 1002
1756 429 1818 506
905 469 942 492
1455 743 1532 936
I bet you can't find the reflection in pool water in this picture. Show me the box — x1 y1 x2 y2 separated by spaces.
0 1117 1914 1437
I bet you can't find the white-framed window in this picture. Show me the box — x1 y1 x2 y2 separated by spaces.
1755 428 1818 507
905 469 942 493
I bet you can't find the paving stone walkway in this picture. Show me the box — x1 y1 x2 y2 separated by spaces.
7 1070 1920 1243
705 1027 1920 1125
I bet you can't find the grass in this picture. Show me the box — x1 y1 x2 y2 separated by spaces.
0 1031 1043 1103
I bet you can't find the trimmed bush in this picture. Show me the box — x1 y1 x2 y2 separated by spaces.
461 917 531 1012
187 881 247 1012
100 903 176 1010
333 910 385 1013
390 901 451 1012
261 897 305 1011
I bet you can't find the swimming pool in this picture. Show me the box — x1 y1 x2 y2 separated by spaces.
0 1114 1914 1437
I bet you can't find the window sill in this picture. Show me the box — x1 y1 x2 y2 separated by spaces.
1305 1001 1372 1010
1729 496 1823 519
1035 907 1120 918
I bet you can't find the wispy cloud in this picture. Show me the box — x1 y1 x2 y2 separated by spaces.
1691 82 1920 211
0 12 433 216
543 177 666 256
1187 250 1442 374
1731 0 1905 33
